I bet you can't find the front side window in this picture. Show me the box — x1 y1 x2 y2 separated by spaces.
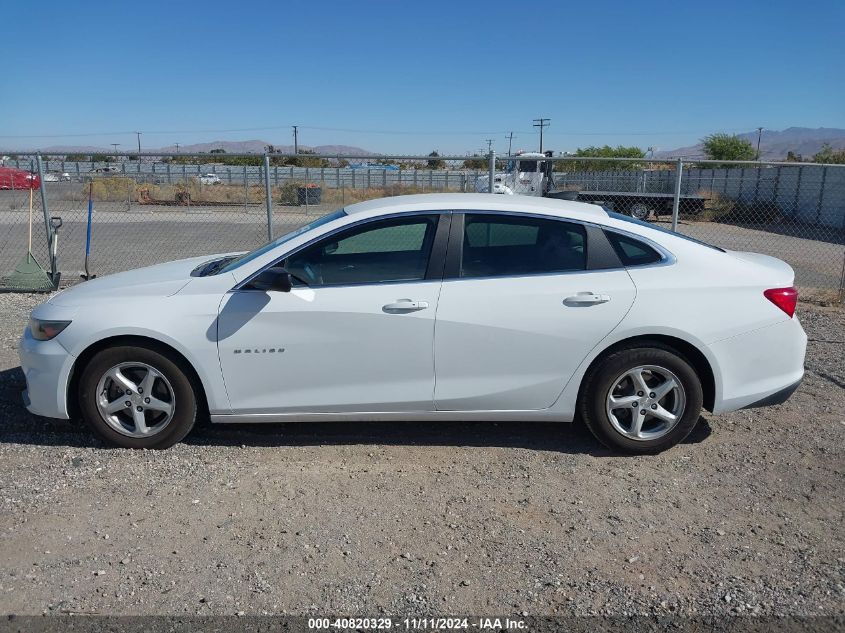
285 215 438 286
219 210 346 274
460 214 586 278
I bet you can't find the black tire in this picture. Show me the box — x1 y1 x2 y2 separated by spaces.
77 345 197 449
578 345 703 454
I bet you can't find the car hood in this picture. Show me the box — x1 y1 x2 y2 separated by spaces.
48 254 224 307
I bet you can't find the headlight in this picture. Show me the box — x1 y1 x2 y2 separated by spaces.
29 318 71 341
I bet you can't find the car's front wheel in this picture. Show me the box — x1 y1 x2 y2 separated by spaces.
578 345 703 453
77 345 198 449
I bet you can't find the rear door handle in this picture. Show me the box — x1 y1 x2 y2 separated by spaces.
563 292 611 306
382 299 429 314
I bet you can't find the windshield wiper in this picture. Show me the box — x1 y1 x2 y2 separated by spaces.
200 255 238 276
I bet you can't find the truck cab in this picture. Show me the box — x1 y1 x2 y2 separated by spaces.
475 151 553 196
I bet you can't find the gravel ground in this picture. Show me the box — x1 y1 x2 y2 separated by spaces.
0 291 842 618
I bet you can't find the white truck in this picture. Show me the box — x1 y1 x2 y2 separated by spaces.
475 151 705 220
475 151 551 197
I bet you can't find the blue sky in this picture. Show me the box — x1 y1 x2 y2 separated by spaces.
1 0 842 155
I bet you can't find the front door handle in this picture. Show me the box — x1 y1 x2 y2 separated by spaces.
563 292 611 306
382 299 429 314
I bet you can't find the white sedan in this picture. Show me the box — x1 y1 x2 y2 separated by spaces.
199 173 221 185
19 194 806 452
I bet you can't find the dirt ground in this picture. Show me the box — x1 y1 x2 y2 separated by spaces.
0 292 842 618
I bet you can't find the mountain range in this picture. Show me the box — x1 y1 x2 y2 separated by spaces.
11 127 845 160
657 127 845 160
34 140 373 156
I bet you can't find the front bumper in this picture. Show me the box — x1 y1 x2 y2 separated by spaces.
19 328 74 419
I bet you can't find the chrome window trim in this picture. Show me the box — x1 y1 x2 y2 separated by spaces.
448 210 677 281
231 208 678 292
601 227 677 270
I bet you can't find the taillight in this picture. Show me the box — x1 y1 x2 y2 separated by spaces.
764 286 798 317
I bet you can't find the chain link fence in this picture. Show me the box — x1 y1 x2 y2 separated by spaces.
1 152 843 301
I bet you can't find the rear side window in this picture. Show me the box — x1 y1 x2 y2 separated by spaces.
604 230 663 266
605 210 724 252
461 214 586 278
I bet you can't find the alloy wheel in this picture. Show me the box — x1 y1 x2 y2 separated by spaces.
96 362 176 438
605 365 686 441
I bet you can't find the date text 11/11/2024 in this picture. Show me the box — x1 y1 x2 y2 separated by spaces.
307 617 527 630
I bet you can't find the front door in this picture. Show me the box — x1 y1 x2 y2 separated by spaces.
217 213 447 414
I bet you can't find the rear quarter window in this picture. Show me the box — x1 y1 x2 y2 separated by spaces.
604 230 663 266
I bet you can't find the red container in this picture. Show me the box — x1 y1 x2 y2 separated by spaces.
0 167 41 190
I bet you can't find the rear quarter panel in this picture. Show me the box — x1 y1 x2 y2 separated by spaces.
551 234 797 418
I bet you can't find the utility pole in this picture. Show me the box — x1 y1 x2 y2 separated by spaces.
755 127 764 161
292 125 299 154
505 132 514 156
533 118 550 153
175 143 180 154
134 131 142 155
485 138 494 153
110 143 120 160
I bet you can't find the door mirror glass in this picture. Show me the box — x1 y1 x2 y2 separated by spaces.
247 266 292 292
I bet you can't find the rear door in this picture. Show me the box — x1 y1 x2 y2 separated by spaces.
433 212 636 411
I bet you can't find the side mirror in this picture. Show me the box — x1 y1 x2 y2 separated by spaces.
323 241 338 255
247 266 292 293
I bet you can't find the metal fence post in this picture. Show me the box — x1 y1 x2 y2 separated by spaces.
243 165 248 213
488 150 495 194
263 155 273 241
815 166 828 223
35 155 53 251
671 158 683 231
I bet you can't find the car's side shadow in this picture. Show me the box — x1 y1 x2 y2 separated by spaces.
0 367 712 454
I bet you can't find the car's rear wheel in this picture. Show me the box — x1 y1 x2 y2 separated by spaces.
78 346 197 449
578 345 703 453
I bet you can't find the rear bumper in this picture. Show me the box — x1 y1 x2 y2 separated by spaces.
709 316 807 414
741 377 802 409
19 328 73 419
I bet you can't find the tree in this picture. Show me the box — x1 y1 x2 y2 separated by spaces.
274 149 329 168
785 151 803 162
812 143 845 164
701 133 756 162
65 153 88 162
556 145 645 171
209 148 226 154
426 151 445 169
463 155 487 170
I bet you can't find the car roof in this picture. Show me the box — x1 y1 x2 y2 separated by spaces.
344 193 609 223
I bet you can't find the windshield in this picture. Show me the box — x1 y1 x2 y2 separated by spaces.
217 210 347 274
605 210 725 252
518 160 538 173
